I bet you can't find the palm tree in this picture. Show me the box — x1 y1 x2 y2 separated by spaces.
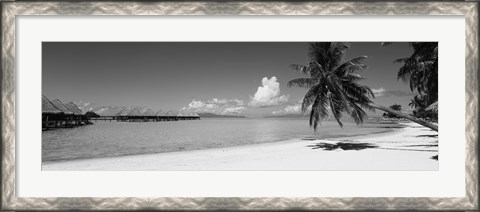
383 42 438 122
383 42 438 107
408 95 438 122
288 42 438 132
409 95 426 109
408 99 417 109
383 104 402 119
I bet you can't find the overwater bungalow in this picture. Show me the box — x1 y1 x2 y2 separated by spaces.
188 112 201 120
176 112 186 121
51 99 73 115
142 109 157 121
127 107 143 122
42 96 64 129
115 108 129 116
165 110 178 121
112 108 200 122
115 108 132 122
42 96 91 130
156 109 167 121
65 102 91 125
50 99 76 127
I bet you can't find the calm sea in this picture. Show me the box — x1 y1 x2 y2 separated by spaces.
42 118 398 163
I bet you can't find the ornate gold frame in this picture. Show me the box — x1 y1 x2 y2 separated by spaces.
1 2 478 210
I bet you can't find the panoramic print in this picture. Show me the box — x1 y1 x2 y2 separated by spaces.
42 42 439 170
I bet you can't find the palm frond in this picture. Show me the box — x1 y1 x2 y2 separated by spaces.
301 84 322 113
357 101 376 112
343 73 366 82
328 42 351 70
307 42 330 68
310 93 329 131
328 93 344 128
288 64 309 75
309 107 319 129
397 65 414 82
325 75 350 109
342 82 375 102
348 101 367 125
393 57 409 63
308 62 326 78
381 42 393 46
396 42 438 95
334 56 368 76
287 78 317 88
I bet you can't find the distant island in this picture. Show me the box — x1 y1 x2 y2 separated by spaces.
198 113 246 118
264 114 308 119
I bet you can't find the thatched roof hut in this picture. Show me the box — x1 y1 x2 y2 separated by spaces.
142 109 156 116
65 102 84 115
115 108 131 116
51 99 73 114
42 95 62 114
156 110 166 116
165 110 176 117
188 112 200 117
176 112 185 117
127 107 143 116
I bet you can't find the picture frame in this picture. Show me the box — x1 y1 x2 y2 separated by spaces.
1 1 478 210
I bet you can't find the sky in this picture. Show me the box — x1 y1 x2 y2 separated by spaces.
42 42 417 117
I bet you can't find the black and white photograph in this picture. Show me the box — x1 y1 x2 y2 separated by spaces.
41 42 439 171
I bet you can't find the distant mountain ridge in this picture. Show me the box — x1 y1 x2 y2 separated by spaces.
76 101 246 118
264 113 308 118
197 112 246 118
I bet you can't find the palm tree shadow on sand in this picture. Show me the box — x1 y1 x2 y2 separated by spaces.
416 134 438 138
307 141 378 151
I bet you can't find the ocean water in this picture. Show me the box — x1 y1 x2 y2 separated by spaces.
42 118 398 163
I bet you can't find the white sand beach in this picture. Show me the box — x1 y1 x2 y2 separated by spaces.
42 122 438 171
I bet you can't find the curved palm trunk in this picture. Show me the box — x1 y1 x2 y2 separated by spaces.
369 103 438 132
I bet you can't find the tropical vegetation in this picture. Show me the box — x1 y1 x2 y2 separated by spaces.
288 42 438 132
85 111 100 118
382 104 402 119
383 42 438 122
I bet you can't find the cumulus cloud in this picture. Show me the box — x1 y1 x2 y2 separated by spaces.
208 98 244 106
180 98 246 114
371 87 387 97
186 100 205 109
371 87 414 97
248 76 289 107
284 105 302 113
75 101 96 112
221 107 246 115
272 98 316 115
272 110 282 115
95 107 108 114
272 105 300 115
272 102 311 115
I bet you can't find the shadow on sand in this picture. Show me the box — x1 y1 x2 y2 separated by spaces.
402 144 438 147
416 134 438 138
362 126 404 129
308 141 378 151
301 138 317 141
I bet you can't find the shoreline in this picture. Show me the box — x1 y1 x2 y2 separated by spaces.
42 122 399 165
42 122 438 171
